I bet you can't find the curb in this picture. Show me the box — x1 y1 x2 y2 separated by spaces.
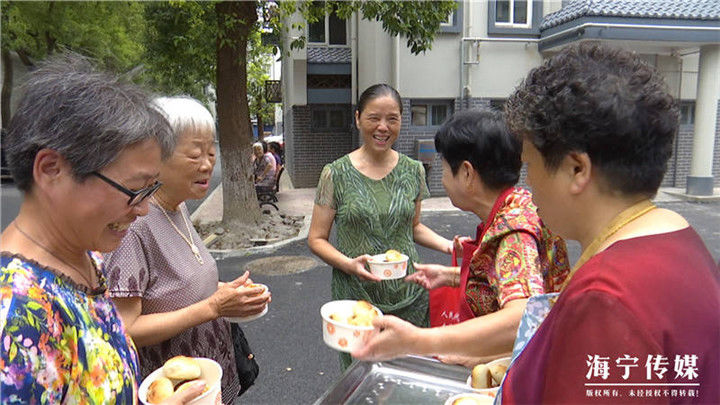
661 190 720 203
207 214 312 261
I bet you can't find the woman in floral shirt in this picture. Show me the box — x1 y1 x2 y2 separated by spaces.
0 55 203 404
353 108 569 365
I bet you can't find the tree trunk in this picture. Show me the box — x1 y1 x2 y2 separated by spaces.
1 49 13 129
215 1 261 227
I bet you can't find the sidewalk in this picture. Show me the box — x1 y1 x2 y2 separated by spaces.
191 183 719 227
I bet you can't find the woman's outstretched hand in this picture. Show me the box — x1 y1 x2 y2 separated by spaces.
352 315 419 361
452 235 472 256
405 263 456 290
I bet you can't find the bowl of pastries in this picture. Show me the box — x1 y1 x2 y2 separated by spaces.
139 356 222 405
367 249 409 279
466 356 511 396
225 283 269 323
444 393 496 405
320 300 382 353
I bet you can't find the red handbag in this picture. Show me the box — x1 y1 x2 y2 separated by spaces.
429 235 479 327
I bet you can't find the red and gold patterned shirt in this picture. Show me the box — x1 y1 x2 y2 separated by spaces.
465 187 569 316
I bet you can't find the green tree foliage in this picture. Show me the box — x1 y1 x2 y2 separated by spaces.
247 29 276 139
142 1 216 102
1 1 145 69
1 1 146 127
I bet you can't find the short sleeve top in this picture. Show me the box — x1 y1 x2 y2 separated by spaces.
465 188 569 316
104 203 240 402
314 153 431 321
254 153 276 187
0 251 139 404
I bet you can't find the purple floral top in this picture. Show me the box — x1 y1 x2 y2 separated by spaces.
0 251 139 404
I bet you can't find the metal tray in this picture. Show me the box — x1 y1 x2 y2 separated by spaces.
315 356 476 405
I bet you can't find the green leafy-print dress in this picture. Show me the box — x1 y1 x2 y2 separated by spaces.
316 153 430 367
0 252 139 404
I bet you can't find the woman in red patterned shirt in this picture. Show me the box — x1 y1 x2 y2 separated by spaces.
352 108 569 365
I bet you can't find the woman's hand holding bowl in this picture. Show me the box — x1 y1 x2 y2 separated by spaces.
345 254 383 282
351 315 420 362
208 272 270 318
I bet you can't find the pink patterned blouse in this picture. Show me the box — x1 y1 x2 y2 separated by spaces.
465 187 569 316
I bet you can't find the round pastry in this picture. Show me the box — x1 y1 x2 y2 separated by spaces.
384 249 403 262
488 362 508 385
147 377 174 404
245 283 266 296
163 356 202 380
470 363 493 389
452 396 493 405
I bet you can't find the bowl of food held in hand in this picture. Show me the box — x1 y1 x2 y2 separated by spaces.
139 356 222 405
367 249 409 279
321 300 382 353
466 356 511 396
444 393 496 405
225 283 269 323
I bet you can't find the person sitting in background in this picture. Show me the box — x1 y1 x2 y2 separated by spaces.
352 108 568 366
105 96 270 403
268 141 283 166
253 142 276 190
0 54 205 404
499 42 719 404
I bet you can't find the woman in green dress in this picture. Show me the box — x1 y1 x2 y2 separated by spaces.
308 84 454 368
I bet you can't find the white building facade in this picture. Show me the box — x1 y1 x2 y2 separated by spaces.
281 0 720 196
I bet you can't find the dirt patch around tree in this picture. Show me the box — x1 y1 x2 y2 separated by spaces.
195 210 305 250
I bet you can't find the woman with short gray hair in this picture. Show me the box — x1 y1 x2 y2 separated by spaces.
0 55 205 403
105 96 270 402
252 141 276 189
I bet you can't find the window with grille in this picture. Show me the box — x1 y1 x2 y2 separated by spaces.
488 0 541 36
308 3 348 45
411 101 453 128
311 106 350 130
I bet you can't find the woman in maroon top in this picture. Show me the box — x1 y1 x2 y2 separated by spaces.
500 43 719 404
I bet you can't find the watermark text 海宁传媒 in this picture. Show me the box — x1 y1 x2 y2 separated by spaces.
584 354 701 399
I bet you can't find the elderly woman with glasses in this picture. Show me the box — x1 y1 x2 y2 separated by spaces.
0 55 205 403
104 96 270 402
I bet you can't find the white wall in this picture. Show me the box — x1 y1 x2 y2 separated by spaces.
355 0 557 101
680 52 699 101
356 19 394 94
398 35 460 98
282 12 308 107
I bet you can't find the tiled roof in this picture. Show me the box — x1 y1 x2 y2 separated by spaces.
541 0 720 30
307 46 351 63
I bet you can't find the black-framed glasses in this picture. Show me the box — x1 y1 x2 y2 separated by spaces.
92 172 162 206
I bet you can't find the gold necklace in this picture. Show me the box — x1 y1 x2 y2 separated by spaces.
151 196 204 264
559 199 656 291
13 222 95 287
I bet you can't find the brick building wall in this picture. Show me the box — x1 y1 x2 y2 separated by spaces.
288 105 355 188
663 101 720 188
287 98 719 192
